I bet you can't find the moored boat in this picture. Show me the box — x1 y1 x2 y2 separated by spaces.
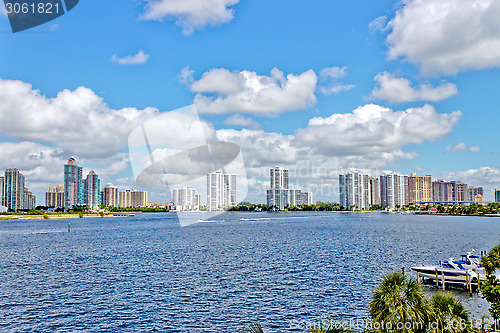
410 251 485 286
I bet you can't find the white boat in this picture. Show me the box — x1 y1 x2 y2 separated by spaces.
410 251 485 286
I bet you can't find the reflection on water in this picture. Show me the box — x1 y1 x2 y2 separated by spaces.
0 212 497 332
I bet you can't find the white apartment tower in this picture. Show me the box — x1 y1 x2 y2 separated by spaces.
339 172 371 210
267 167 289 210
172 187 197 206
207 172 237 211
380 172 408 209
270 166 289 189
267 167 312 210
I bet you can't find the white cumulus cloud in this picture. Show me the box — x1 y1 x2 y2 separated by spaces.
387 0 500 75
294 104 461 156
191 67 318 116
0 78 158 157
111 50 150 65
445 142 481 153
370 72 458 103
141 0 239 34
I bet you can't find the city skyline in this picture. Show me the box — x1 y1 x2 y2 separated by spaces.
340 170 487 211
0 1 500 203
0 160 498 210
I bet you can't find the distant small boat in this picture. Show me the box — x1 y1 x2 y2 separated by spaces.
411 251 485 286
112 213 135 217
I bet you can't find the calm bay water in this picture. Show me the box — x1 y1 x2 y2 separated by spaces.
0 212 498 332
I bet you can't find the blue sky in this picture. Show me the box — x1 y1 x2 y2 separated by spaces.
0 0 499 203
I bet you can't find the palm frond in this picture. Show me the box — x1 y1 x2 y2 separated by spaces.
241 322 264 333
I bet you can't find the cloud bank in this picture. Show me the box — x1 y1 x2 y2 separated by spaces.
0 78 157 157
0 77 463 202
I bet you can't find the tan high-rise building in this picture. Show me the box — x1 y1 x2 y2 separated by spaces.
408 173 432 204
119 189 148 208
46 184 65 208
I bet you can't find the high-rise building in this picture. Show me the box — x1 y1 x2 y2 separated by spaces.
339 172 371 210
225 174 237 208
380 172 408 209
24 188 36 210
46 184 65 208
270 166 289 189
84 170 100 208
301 191 313 205
194 194 202 206
267 167 311 210
432 180 453 202
432 180 471 202
289 189 302 207
172 187 196 206
4 168 25 211
172 187 203 210
369 177 380 206
119 189 148 208
408 173 432 204
0 177 4 207
207 172 237 211
495 189 500 203
451 181 468 202
467 186 483 202
101 183 118 207
64 158 83 210
207 172 224 211
267 188 289 210
267 167 290 210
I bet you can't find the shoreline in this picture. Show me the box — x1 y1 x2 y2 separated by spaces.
0 210 498 221
0 213 113 221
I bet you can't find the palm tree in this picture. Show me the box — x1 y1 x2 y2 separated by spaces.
429 292 475 333
242 322 264 333
369 272 430 332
